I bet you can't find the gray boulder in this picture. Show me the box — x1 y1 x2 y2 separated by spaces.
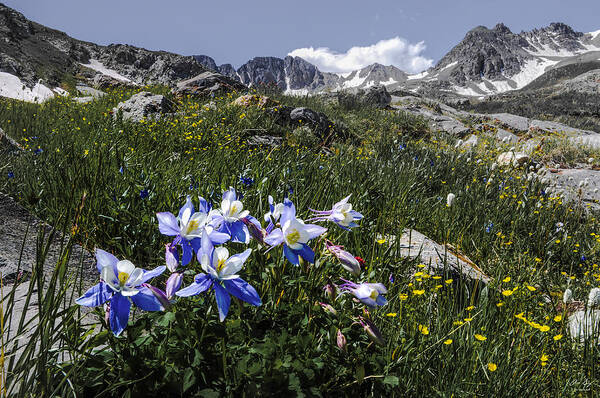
488 113 530 132
495 128 519 143
396 229 491 285
339 85 392 109
76 85 105 98
289 107 333 138
174 71 247 97
113 91 173 122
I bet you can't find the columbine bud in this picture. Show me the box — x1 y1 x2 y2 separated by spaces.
166 272 183 300
104 302 111 325
144 283 170 309
359 316 386 346
337 329 347 352
165 243 179 273
241 216 266 244
323 282 337 302
446 193 456 207
319 302 337 316
326 241 360 275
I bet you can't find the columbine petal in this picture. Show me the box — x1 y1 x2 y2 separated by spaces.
75 282 112 307
304 224 327 240
224 278 262 306
284 245 300 265
198 196 211 213
178 196 195 221
220 249 251 277
181 239 194 266
297 244 315 263
109 293 131 336
140 265 166 284
156 212 180 236
101 265 119 292
223 188 237 203
176 274 213 297
131 286 165 311
95 249 119 274
264 228 284 247
214 283 231 322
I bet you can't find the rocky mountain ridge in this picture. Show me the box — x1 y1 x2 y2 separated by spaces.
0 2 599 102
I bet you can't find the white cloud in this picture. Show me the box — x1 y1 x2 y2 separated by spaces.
288 37 434 74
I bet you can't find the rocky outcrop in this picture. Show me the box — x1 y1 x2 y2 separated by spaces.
337 85 392 109
113 92 173 122
174 71 247 97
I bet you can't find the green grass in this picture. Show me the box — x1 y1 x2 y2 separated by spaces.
1 88 600 396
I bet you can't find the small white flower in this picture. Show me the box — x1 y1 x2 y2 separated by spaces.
563 288 573 304
588 288 600 308
446 193 456 207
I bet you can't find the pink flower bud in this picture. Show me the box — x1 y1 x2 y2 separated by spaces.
166 273 183 300
337 329 347 352
165 243 179 273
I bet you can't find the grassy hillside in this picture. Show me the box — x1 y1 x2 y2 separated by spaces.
1 88 600 396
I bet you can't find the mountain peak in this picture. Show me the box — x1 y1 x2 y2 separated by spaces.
494 23 512 34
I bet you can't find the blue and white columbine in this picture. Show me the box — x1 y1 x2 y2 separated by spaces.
213 188 251 244
309 195 363 230
264 198 327 265
176 231 261 321
76 249 166 336
339 279 388 307
157 196 229 266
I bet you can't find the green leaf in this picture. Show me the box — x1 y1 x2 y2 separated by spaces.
182 368 196 393
383 375 399 386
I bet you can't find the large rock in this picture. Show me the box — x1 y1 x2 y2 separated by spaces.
338 85 392 109
289 107 333 139
113 91 173 122
397 229 491 285
540 168 600 210
497 151 530 166
174 71 246 97
487 113 530 132
76 84 105 98
495 128 519 143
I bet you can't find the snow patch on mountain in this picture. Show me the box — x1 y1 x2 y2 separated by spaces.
81 59 132 82
0 72 54 102
590 30 600 40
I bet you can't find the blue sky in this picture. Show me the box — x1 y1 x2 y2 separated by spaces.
5 0 600 73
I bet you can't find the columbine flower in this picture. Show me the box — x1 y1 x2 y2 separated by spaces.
7 171 14 179
325 241 360 276
339 279 387 307
264 198 327 265
75 249 166 336
264 195 285 225
157 196 229 266
308 195 363 230
176 231 261 321
213 188 251 243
